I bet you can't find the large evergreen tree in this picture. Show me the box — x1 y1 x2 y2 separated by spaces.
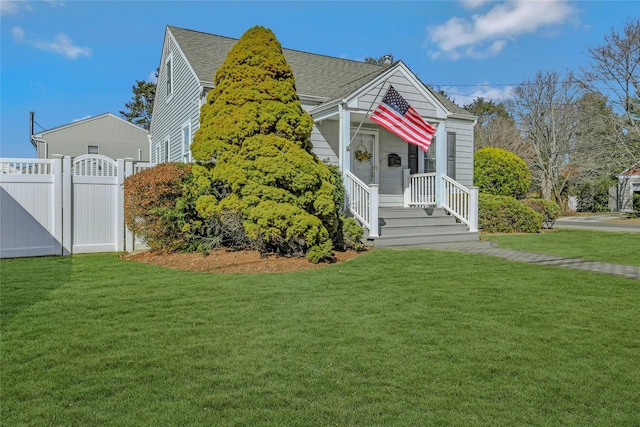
120 73 156 130
190 26 341 262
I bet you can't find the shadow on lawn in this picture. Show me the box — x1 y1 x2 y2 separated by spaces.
0 255 72 328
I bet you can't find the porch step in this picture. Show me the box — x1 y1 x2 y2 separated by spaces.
365 207 479 247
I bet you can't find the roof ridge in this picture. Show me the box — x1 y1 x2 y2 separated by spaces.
168 25 381 68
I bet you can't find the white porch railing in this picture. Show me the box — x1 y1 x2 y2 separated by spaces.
344 170 379 237
441 175 479 232
402 169 478 232
405 172 437 207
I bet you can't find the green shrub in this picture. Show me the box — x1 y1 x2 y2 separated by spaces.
474 147 531 199
123 163 192 251
189 26 340 263
576 177 614 212
479 193 543 233
633 192 640 214
522 198 562 229
342 218 365 251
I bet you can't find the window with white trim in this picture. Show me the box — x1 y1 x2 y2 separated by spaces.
165 55 173 100
154 145 160 163
181 121 191 163
164 137 170 162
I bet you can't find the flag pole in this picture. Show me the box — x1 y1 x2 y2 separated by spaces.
348 78 389 147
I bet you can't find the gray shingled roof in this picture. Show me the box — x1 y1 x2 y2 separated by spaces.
168 26 471 117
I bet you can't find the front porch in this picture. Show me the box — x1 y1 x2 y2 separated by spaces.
344 169 479 247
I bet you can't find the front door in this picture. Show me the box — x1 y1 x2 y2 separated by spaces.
351 132 378 185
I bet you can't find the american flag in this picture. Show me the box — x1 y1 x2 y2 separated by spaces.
370 85 436 152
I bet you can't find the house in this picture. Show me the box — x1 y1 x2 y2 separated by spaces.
31 113 149 161
618 160 640 212
149 26 478 246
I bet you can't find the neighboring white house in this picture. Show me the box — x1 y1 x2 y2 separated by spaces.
32 113 150 161
618 160 640 212
149 26 479 245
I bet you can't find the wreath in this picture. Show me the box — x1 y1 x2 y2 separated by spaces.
354 149 372 162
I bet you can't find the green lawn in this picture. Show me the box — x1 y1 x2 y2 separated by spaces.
482 229 640 266
1 251 639 426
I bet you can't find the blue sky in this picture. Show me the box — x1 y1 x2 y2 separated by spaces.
1 0 637 158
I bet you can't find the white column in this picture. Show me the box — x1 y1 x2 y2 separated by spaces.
339 103 351 212
403 168 411 207
435 125 446 207
469 186 479 232
369 184 379 238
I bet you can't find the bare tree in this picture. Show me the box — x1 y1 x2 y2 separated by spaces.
510 71 581 201
465 98 529 158
580 19 640 159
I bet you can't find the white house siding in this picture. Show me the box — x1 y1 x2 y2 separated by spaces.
150 30 201 163
356 73 439 121
310 120 339 165
446 117 474 187
34 114 148 161
377 129 407 194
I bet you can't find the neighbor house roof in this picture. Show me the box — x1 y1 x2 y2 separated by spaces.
620 160 640 177
168 26 470 116
32 112 148 137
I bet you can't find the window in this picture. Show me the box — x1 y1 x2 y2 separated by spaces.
182 122 191 163
164 138 170 163
447 132 456 179
424 136 437 173
154 146 160 163
165 55 173 99
88 145 99 154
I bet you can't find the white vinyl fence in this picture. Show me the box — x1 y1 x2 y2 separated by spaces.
0 156 154 258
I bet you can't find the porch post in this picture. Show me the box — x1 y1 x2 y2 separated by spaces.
435 125 446 208
369 184 379 237
469 186 479 232
403 168 411 207
339 103 351 211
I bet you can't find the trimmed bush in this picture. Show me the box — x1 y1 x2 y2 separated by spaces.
522 198 562 229
479 193 543 233
123 163 192 251
189 26 340 262
474 147 531 199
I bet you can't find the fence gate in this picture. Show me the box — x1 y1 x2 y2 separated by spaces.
70 155 122 254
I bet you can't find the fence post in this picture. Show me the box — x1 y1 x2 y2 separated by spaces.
62 156 72 255
469 186 479 232
369 184 379 238
124 161 134 252
116 159 125 252
52 158 64 255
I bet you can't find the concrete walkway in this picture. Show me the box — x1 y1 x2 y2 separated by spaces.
407 241 640 280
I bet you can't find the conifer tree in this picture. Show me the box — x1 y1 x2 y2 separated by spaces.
190 26 341 262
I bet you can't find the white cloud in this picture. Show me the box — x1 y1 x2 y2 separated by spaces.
11 26 91 59
1 0 61 16
427 0 578 60
1 0 22 15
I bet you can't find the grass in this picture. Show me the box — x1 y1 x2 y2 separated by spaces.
482 229 640 266
1 250 639 426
